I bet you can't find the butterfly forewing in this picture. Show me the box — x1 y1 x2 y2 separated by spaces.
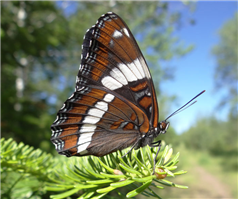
51 12 159 157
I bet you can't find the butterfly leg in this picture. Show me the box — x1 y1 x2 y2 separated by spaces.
121 138 142 158
150 140 161 147
149 140 161 174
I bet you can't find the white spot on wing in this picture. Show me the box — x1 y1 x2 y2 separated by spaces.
112 30 123 38
138 57 151 78
82 93 114 125
128 61 143 80
102 76 123 90
110 67 128 85
95 101 108 111
118 63 137 82
77 132 94 153
122 28 130 37
134 58 146 79
77 124 96 153
104 93 114 102
80 124 97 132
83 114 101 124
84 104 106 124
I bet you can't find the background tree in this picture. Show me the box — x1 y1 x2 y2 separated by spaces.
212 12 238 118
1 1 69 151
181 13 237 171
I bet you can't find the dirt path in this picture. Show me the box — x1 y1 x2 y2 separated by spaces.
154 165 234 199
191 166 233 198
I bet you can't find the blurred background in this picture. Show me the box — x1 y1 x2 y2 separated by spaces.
1 1 237 198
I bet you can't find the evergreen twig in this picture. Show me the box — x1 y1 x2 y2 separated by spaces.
1 138 187 198
46 143 188 198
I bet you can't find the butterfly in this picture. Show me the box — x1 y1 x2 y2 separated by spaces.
50 12 204 164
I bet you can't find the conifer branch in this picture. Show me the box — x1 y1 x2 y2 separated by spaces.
46 142 188 198
1 138 187 198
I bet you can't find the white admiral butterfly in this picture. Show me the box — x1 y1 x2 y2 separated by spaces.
51 12 205 169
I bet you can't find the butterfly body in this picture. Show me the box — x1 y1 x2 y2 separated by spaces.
51 12 169 158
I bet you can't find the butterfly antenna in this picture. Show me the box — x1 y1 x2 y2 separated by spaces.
165 90 205 121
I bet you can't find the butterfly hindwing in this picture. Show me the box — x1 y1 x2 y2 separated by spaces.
51 86 149 156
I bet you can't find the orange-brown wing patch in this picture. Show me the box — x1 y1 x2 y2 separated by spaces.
110 118 124 130
130 81 147 92
86 88 106 99
58 125 79 137
123 123 134 130
130 112 137 121
139 96 152 110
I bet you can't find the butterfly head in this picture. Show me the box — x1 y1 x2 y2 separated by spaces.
159 121 169 134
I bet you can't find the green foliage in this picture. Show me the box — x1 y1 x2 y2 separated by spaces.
181 115 237 171
46 143 187 199
1 137 55 198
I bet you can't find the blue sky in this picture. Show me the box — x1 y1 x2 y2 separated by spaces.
160 1 237 133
